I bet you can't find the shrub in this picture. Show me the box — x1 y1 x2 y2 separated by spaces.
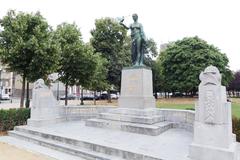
0 108 30 132
232 116 240 142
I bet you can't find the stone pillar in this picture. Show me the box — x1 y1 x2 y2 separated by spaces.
27 79 65 127
118 66 156 109
189 66 238 160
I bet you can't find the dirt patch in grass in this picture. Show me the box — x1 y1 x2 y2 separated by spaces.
60 99 118 106
86 100 118 106
157 98 196 105
232 98 240 104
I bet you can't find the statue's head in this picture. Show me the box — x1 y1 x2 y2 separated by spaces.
132 13 138 21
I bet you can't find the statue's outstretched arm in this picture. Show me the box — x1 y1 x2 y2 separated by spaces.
120 22 129 30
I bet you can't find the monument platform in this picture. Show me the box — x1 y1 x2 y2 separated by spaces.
86 67 164 135
86 108 172 136
1 121 193 160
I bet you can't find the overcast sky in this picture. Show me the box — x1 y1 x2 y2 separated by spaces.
0 0 239 71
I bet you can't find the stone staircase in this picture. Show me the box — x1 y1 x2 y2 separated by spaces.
86 108 173 136
5 109 196 160
8 125 162 160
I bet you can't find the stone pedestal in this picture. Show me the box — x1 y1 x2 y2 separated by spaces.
27 79 65 127
86 67 170 136
189 66 238 160
118 66 156 109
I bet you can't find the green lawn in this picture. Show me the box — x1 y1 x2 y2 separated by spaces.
157 99 240 118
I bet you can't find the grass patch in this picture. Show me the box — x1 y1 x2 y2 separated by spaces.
156 98 240 118
232 103 240 118
157 103 194 110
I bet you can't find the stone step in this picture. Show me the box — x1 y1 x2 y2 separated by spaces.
108 108 162 117
99 112 164 124
8 130 121 160
86 119 173 136
0 136 86 160
11 126 161 160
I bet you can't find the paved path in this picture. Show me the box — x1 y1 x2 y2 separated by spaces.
0 141 56 160
0 136 85 160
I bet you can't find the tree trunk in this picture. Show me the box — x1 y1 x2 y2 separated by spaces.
93 90 96 105
107 90 111 103
25 81 30 108
154 92 158 99
57 80 60 101
65 82 68 106
80 88 84 105
20 74 26 108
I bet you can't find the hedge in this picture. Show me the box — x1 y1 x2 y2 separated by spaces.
232 116 240 142
0 108 30 132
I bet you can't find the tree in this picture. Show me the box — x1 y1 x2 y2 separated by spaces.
228 71 240 97
0 10 59 107
54 23 97 105
77 44 99 105
159 36 232 95
88 53 109 105
143 38 161 98
145 38 158 59
90 18 131 92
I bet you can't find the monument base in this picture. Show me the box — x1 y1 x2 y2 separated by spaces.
118 66 156 109
189 121 238 160
189 143 238 160
86 67 163 135
118 96 155 109
27 117 66 127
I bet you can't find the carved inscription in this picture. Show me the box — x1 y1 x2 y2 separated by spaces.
204 90 215 124
127 73 138 94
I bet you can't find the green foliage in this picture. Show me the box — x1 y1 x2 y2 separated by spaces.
91 18 131 90
143 38 162 96
54 23 97 105
144 38 158 58
232 116 240 142
0 108 30 131
89 53 109 91
228 71 240 93
0 10 59 82
0 10 59 107
55 23 97 87
78 44 98 88
152 60 165 93
159 36 232 93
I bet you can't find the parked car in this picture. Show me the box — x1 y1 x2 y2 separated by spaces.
82 95 99 100
99 93 118 100
99 93 108 100
60 94 76 100
0 94 10 100
110 93 118 99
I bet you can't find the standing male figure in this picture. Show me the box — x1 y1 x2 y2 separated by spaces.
120 14 146 66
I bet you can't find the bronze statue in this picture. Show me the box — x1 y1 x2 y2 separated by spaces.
120 14 146 66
